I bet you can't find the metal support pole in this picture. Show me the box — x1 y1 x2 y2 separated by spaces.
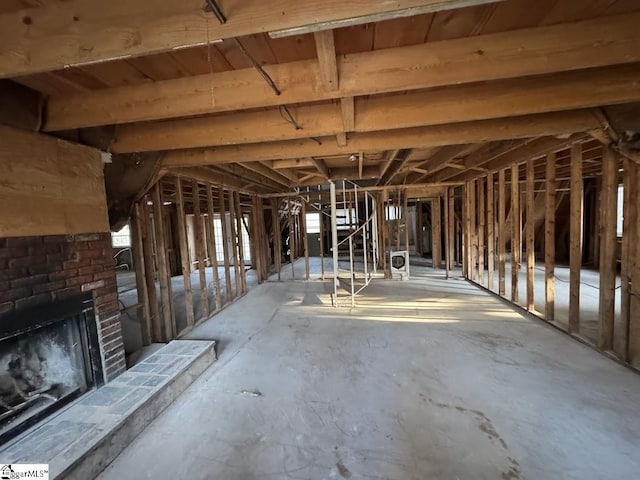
363 192 369 281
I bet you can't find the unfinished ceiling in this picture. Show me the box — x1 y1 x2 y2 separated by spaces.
2 0 640 195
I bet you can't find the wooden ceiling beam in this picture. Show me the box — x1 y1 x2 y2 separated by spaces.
379 149 413 186
0 0 473 78
452 134 590 183
43 13 640 131
161 110 601 167
311 158 331 179
314 30 339 91
241 161 292 188
110 64 640 153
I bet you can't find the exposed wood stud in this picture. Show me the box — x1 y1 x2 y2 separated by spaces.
138 196 163 343
131 201 152 346
526 158 535 312
545 153 556 322
498 169 506 297
478 178 485 284
432 197 442 269
192 181 209 320
464 182 471 278
447 187 455 272
569 144 583 334
511 163 520 304
469 179 477 281
206 183 222 311
598 148 618 351
152 183 174 341
218 186 233 303
175 177 195 328
487 173 495 290
618 159 632 359
627 159 640 367
272 198 282 281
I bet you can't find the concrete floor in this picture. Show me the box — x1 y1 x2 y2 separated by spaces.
475 261 621 346
100 268 640 480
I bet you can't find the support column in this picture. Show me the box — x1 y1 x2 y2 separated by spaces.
569 144 583 334
152 184 174 340
487 173 495 290
193 181 209 320
175 177 195 329
218 187 233 303
478 178 485 284
526 159 535 312
205 184 222 311
131 201 153 345
432 197 442 269
330 182 339 305
598 148 618 350
545 153 556 322
511 163 521 304
498 169 506 296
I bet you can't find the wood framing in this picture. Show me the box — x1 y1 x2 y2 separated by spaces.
498 169 506 296
569 144 583 334
510 163 520 304
131 201 152 345
109 66 640 153
206 183 222 311
598 148 618 350
175 177 195 328
42 14 640 129
478 178 485 284
526 158 535 311
218 186 233 303
192 181 209 319
544 153 556 322
486 173 495 290
152 183 174 341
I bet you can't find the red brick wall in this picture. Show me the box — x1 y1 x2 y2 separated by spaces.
0 232 125 381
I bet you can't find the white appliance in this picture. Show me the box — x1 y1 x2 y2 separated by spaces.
390 250 410 281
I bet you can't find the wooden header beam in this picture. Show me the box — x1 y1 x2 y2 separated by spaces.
162 110 600 167
43 13 640 131
111 64 640 153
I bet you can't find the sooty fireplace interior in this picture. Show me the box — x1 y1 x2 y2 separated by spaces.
0 294 103 444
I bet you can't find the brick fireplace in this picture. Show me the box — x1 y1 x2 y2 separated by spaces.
0 232 126 441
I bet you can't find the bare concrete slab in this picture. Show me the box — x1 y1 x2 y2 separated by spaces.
99 276 640 480
0 339 216 479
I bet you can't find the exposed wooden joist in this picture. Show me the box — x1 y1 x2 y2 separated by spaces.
2 0 481 78
311 158 330 179
454 133 588 182
379 149 412 186
341 97 355 132
110 64 640 153
242 162 291 188
43 13 640 130
314 30 338 91
162 111 600 167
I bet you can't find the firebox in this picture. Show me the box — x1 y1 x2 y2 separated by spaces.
0 294 103 445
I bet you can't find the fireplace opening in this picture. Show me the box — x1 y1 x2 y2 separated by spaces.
0 294 103 445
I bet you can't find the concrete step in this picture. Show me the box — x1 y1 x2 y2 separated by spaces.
0 340 217 479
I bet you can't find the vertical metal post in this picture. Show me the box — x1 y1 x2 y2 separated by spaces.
364 192 369 280
330 181 339 306
372 196 378 275
349 235 355 307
